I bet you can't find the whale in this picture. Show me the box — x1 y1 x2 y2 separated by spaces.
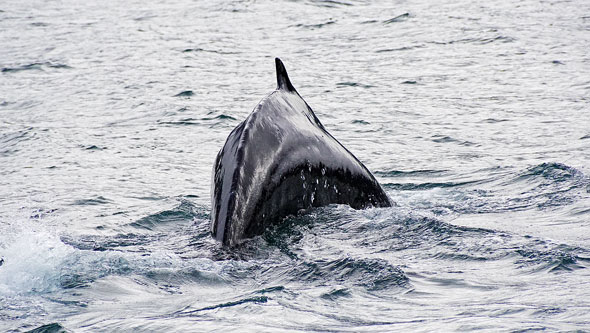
211 58 392 246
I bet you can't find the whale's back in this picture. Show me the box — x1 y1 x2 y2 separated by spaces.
211 59 391 246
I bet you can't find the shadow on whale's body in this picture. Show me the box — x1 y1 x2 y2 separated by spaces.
211 58 392 246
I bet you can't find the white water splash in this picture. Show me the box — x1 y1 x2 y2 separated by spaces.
0 214 74 295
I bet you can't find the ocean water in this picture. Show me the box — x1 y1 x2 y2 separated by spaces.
1 0 590 331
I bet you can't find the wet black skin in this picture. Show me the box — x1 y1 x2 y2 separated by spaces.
211 58 392 246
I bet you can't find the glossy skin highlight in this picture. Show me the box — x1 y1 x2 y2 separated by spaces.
211 58 391 246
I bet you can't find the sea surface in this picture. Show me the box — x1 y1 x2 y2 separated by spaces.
1 0 590 331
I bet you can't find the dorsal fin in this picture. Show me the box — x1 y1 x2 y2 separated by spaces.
275 58 296 92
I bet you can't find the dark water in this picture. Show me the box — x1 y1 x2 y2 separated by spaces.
1 0 590 331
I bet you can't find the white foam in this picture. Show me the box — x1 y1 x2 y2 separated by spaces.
0 208 231 296
0 214 74 295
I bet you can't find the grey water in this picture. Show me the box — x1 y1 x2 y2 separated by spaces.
1 0 590 331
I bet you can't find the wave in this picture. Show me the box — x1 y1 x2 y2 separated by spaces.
390 162 589 215
375 45 425 53
0 127 35 156
255 205 590 276
71 196 111 206
1 62 71 73
181 48 239 55
0 201 215 295
514 242 590 273
308 0 353 8
514 162 584 183
1 195 587 332
336 81 375 89
429 35 515 46
26 322 70 333
173 90 194 97
383 180 479 191
491 162 588 212
375 169 446 177
157 114 236 127
290 20 336 29
383 13 410 24
171 295 268 317
295 257 408 291
0 226 224 295
129 200 206 231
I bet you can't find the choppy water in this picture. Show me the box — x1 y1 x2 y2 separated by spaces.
1 0 590 331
